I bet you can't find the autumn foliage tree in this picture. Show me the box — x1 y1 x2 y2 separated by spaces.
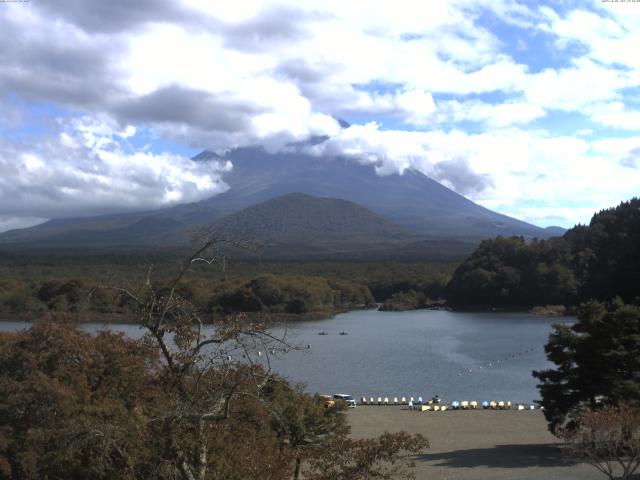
1 239 428 479
0 317 153 479
559 403 640 480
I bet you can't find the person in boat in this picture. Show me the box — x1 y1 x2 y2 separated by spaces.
432 395 441 404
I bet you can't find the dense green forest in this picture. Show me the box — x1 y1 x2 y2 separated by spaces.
447 198 640 309
0 258 454 320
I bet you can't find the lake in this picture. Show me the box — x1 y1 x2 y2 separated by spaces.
0 309 571 404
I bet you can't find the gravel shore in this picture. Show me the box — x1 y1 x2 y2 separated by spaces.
347 406 602 480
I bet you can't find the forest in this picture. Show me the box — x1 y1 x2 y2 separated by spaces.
2 198 639 320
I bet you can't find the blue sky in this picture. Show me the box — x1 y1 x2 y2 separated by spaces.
0 0 639 232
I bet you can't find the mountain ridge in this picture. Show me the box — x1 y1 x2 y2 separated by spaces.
0 147 565 259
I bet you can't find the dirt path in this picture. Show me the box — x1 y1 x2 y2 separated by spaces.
347 406 602 480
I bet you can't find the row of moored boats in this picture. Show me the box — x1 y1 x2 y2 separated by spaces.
360 397 540 411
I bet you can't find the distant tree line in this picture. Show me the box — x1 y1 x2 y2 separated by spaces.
447 198 640 309
0 262 454 319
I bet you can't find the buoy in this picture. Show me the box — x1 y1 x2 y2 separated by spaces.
361 397 367 405
258 351 262 357
433 405 440 411
461 400 469 410
470 401 478 409
421 405 431 412
490 401 497 409
410 397 415 404
529 405 535 410
440 405 447 412
507 401 512 409
517 404 525 410
482 401 489 409
384 397 389 405
377 397 382 405
417 396 423 405
401 397 407 405
393 397 399 405
498 401 505 410
452 401 460 410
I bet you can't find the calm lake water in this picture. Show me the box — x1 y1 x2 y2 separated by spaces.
1 309 571 404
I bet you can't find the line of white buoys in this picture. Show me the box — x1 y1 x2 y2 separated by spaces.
455 347 539 377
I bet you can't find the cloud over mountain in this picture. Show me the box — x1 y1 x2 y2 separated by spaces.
0 0 639 231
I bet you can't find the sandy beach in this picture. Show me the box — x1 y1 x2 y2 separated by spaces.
347 406 602 480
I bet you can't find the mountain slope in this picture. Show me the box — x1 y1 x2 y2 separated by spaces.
195 147 549 238
211 192 411 243
0 145 559 256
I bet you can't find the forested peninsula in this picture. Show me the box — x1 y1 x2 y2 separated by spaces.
447 198 640 310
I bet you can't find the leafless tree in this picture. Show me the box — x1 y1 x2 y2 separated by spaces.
110 236 293 480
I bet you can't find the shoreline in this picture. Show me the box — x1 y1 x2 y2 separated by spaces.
0 304 571 324
0 306 373 325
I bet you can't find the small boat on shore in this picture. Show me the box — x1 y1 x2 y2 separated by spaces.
318 331 328 335
339 331 349 335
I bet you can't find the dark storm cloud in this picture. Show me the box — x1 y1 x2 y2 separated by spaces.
223 6 327 52
115 85 269 133
0 12 124 107
430 158 493 196
276 59 332 84
36 0 201 33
